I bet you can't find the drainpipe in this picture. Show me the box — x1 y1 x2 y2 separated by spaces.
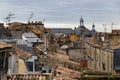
33 60 35 72
94 47 97 71
11 54 14 73
3 51 7 69
44 34 47 51
107 54 110 80
0 71 2 80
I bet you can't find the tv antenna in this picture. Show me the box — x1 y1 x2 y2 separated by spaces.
4 13 15 25
28 11 34 21
111 23 117 32
103 24 108 39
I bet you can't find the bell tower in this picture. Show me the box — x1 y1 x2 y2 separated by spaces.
80 16 84 26
92 24 95 31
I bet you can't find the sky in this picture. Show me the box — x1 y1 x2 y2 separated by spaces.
0 0 120 32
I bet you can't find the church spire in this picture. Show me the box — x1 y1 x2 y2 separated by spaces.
92 24 95 31
91 24 96 35
80 16 84 26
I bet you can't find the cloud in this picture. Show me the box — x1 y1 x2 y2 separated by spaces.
0 0 120 31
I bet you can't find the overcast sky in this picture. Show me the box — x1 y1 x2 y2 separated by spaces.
0 0 120 32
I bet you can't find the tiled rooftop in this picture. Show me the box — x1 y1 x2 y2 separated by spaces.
55 66 81 79
0 41 12 49
85 36 120 49
8 22 26 30
112 29 120 34
8 73 50 80
16 48 32 60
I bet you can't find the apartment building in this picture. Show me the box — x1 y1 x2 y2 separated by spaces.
84 30 120 75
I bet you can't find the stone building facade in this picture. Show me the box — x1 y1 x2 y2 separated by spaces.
84 31 120 75
85 41 113 73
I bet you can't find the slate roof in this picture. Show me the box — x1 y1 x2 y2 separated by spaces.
17 45 34 55
22 32 38 38
16 48 32 60
49 28 74 35
26 38 43 43
22 32 44 43
0 25 6 38
16 39 34 54
74 26 91 36
49 26 91 37
16 39 27 45
0 38 16 43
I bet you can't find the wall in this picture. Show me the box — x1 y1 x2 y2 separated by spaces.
68 48 82 62
69 34 78 42
85 42 113 73
8 54 18 73
11 31 23 39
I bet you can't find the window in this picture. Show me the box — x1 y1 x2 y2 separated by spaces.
102 62 106 70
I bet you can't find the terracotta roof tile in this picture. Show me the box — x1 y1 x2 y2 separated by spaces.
86 37 120 49
55 66 81 78
16 48 32 59
0 41 12 49
9 73 50 80
8 22 26 30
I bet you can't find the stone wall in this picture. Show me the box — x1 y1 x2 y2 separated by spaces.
85 42 113 73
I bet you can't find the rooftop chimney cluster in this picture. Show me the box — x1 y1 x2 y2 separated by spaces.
28 21 43 25
112 30 120 35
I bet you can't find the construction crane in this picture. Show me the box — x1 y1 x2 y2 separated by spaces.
28 11 34 21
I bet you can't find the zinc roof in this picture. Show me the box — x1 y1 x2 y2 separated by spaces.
22 32 44 43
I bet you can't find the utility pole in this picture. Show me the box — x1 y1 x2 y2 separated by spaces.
111 23 117 32
107 54 110 80
111 23 114 32
103 24 108 40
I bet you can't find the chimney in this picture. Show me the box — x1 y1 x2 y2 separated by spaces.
31 21 33 24
28 21 30 24
35 21 37 25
